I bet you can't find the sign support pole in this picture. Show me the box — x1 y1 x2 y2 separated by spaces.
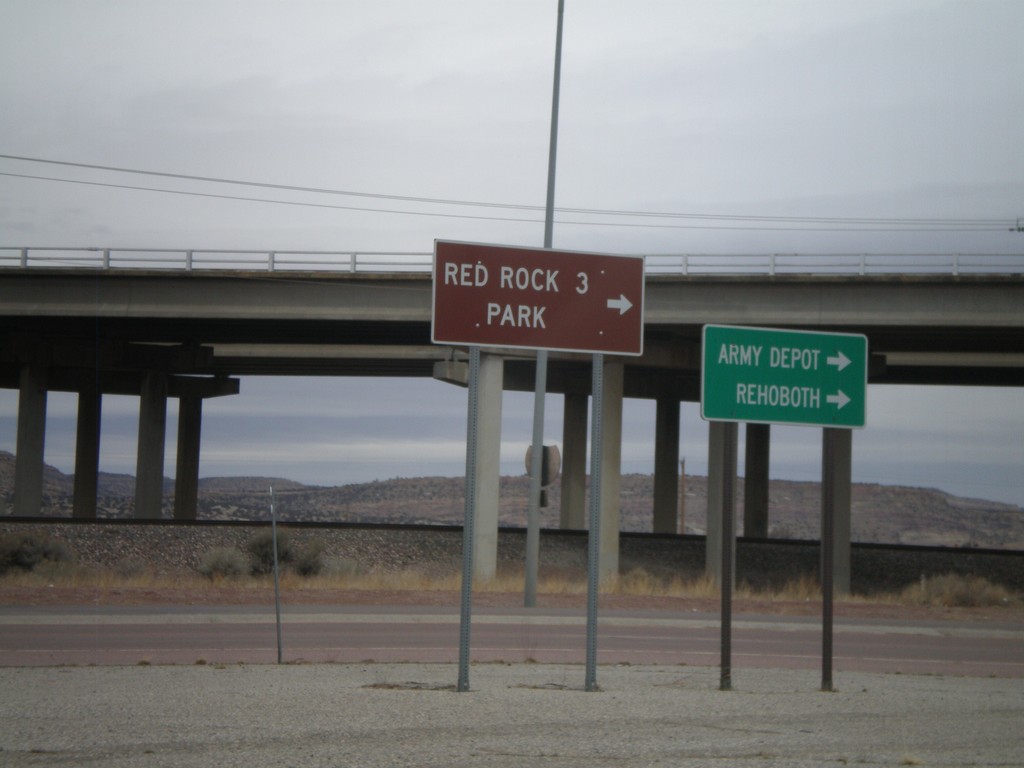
699 325 865 691
821 427 837 692
457 346 481 692
585 352 604 691
719 422 736 691
525 0 565 608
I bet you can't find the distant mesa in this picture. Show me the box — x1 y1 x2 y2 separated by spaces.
0 451 1021 550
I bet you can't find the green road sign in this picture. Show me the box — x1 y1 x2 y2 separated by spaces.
701 325 868 428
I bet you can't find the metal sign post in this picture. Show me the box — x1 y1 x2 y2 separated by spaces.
585 353 604 692
457 347 481 692
434 239 643 688
434 238 644 631
719 423 736 691
821 428 837 692
701 324 867 692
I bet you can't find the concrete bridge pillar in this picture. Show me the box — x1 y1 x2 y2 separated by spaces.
559 392 587 530
706 421 738 585
134 372 168 519
13 363 47 517
472 353 504 583
743 423 771 538
652 397 681 533
174 396 203 520
598 359 624 582
72 385 102 519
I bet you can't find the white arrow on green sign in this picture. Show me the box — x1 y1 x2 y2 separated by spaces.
701 325 868 428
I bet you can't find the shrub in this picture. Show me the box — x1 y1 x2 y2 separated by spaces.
197 547 249 580
0 532 72 574
294 541 325 577
246 529 294 575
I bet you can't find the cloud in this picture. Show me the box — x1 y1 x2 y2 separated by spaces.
1 2 1021 505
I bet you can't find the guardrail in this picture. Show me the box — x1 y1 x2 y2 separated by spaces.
1 247 1021 275
0 248 433 273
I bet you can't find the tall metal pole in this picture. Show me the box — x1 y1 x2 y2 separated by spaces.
270 486 283 665
544 0 564 250
525 0 565 608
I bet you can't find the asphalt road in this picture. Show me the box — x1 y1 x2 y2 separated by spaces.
1 604 1020 679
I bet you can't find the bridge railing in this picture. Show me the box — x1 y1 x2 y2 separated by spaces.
0 248 435 273
1 247 1021 275
642 252 1024 276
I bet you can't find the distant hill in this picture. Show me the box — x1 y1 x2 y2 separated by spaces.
1 451 1021 550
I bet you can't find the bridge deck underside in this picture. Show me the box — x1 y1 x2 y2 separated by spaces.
1 271 1023 394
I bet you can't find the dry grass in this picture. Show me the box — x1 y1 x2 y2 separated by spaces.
0 562 833 602
900 573 1021 608
0 560 214 591
1 560 1019 609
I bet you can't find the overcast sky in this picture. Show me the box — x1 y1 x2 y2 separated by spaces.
1 1 1022 507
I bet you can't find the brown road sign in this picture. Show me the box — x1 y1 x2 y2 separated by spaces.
432 240 644 355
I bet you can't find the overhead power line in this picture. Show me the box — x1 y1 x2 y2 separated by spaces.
0 171 553 227
0 153 1016 232
5 172 1010 233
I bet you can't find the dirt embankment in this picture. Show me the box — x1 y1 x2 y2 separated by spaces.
2 521 1022 624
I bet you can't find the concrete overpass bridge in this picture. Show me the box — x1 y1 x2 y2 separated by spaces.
2 248 1023 589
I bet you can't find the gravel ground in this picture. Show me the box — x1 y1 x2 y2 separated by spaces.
1 663 1022 767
